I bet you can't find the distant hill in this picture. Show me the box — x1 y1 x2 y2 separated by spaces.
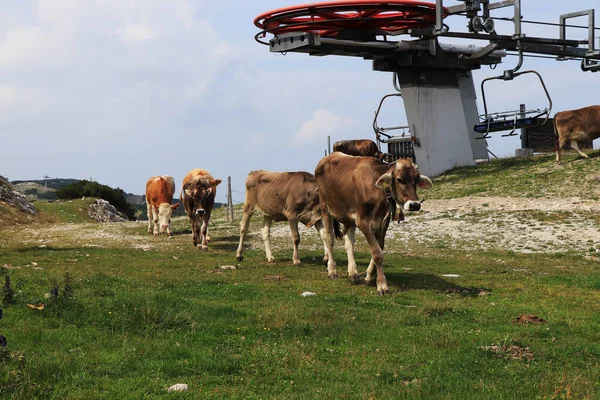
10 178 224 220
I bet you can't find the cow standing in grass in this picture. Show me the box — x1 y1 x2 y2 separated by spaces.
236 170 330 265
145 175 180 236
554 105 600 162
315 153 432 295
333 139 387 160
181 169 222 251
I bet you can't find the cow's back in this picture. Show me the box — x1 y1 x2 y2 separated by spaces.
146 175 175 205
333 139 381 158
315 153 389 222
246 170 320 224
555 105 600 137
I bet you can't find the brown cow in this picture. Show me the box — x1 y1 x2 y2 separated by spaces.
181 169 222 250
145 175 180 236
315 153 432 295
554 105 600 162
236 170 329 265
333 139 386 160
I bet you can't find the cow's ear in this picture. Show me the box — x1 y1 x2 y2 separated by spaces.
375 172 392 188
185 189 192 197
171 203 180 210
210 179 222 187
207 187 212 194
417 176 433 190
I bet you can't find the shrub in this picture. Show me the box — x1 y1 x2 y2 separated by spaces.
55 180 136 220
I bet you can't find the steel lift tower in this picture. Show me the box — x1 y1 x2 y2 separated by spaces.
254 0 600 177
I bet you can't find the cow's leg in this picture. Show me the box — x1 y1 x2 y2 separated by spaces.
151 206 159 236
313 220 329 265
146 202 153 234
344 225 359 282
192 217 200 247
360 222 387 295
236 206 255 262
289 219 302 266
200 213 211 251
262 216 275 263
570 139 589 159
319 208 337 278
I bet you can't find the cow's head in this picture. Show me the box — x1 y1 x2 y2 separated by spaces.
374 158 432 212
157 202 180 234
184 178 222 217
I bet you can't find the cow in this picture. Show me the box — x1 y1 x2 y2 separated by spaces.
236 170 331 266
332 139 387 160
145 175 180 236
554 105 600 162
180 169 222 251
315 152 432 295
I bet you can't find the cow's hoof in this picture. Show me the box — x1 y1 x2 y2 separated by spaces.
328 273 338 279
348 274 360 283
201 247 208 252
293 261 301 267
236 256 243 262
377 290 389 296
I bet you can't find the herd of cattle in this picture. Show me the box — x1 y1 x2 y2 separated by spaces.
144 104 600 295
145 139 430 295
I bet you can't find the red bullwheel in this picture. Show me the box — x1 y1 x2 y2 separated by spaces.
255 0 447 39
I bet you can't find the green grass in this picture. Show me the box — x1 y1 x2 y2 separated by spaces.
1 209 600 398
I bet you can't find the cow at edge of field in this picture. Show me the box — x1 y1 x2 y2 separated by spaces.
181 169 222 251
554 105 600 162
236 170 331 266
332 139 387 160
315 152 432 295
145 175 180 236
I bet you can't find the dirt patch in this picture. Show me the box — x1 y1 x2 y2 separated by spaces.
482 344 534 361
514 315 546 325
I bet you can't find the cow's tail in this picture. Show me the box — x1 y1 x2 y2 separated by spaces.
333 219 343 240
553 114 561 162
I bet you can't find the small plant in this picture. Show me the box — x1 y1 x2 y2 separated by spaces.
1 276 14 305
61 272 74 299
49 278 59 302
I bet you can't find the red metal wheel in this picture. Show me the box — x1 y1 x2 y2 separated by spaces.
255 0 447 39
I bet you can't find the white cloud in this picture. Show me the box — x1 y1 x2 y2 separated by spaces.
293 110 354 144
117 24 157 44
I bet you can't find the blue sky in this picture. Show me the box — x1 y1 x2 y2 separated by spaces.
1 0 598 204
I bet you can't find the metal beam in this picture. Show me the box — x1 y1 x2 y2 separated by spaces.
447 0 515 15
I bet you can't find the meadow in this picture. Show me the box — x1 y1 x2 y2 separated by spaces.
1 154 600 399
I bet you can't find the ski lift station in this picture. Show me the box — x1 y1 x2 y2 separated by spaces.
254 0 600 177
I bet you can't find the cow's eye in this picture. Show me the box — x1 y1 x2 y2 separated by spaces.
396 178 404 184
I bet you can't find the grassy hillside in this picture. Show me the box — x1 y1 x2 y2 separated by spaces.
1 154 600 398
427 153 600 200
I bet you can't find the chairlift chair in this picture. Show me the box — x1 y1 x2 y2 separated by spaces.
474 46 553 139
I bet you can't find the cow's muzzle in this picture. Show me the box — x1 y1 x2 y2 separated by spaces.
403 201 421 212
195 209 205 216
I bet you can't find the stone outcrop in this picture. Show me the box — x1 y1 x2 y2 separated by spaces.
0 175 37 215
88 199 128 222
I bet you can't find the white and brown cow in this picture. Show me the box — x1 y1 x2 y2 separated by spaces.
236 170 330 266
145 175 180 236
181 169 222 251
315 152 432 295
554 105 600 162
333 139 386 160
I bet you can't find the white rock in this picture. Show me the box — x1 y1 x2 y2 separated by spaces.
301 291 316 297
441 274 460 278
219 265 237 270
167 383 188 392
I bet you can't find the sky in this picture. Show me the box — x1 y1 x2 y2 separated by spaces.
1 0 599 204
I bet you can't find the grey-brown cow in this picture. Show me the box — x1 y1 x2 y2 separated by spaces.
315 152 432 295
332 139 386 160
236 170 329 265
554 105 600 162
181 168 222 251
